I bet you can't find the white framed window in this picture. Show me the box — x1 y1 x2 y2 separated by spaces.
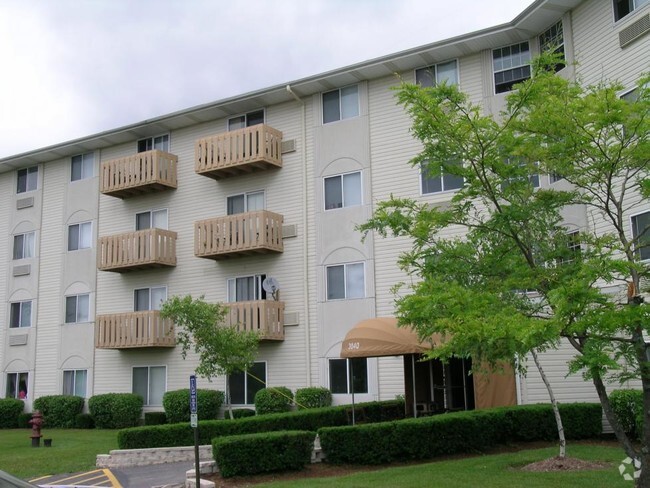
6 372 29 399
415 60 459 87
421 161 464 195
134 286 167 311
493 42 531 94
135 209 168 230
227 274 266 302
549 173 564 184
502 158 540 189
13 232 35 260
228 361 266 405
226 191 265 215
10 301 32 328
329 358 368 394
17 166 38 193
137 134 169 153
326 262 365 300
322 85 359 124
65 294 90 324
631 211 650 260
63 369 87 397
71 153 94 182
132 366 166 406
324 171 361 210
614 0 649 21
228 110 265 131
68 222 92 251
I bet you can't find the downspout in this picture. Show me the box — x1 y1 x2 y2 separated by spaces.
286 85 311 387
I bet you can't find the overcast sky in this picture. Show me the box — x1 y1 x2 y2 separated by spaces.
0 0 533 158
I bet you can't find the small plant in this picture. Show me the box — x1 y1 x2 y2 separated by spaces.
295 387 332 410
0 398 24 429
88 393 143 429
162 389 224 424
33 395 85 428
255 387 293 415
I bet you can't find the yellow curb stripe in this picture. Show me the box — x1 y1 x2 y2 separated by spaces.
72 473 106 484
50 469 102 484
103 468 123 488
28 475 52 482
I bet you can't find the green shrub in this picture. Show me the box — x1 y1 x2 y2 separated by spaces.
74 413 95 429
88 393 143 429
212 431 315 477
255 387 293 415
231 408 256 419
0 398 24 429
18 412 33 429
145 412 167 426
295 388 332 410
33 395 85 428
162 389 224 424
319 403 602 465
610 389 642 438
117 400 406 449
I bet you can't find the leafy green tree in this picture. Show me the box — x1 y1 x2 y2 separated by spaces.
160 295 259 419
360 55 649 477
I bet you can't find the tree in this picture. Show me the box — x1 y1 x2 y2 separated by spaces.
160 295 260 419
360 54 649 478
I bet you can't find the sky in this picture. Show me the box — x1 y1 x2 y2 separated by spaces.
0 0 534 159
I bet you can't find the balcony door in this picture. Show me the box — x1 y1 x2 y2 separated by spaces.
227 191 264 215
227 275 266 303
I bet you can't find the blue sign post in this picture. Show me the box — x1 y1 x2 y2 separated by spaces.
189 375 197 415
190 375 199 488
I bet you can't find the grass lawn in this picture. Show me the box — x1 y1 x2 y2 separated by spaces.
0 429 118 479
257 444 628 488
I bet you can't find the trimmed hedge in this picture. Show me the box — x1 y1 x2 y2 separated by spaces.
0 398 24 429
118 400 404 449
75 413 95 429
319 403 602 465
18 412 33 429
33 395 85 428
254 387 293 415
145 412 167 426
89 393 143 429
231 408 256 419
213 431 315 477
295 387 332 410
163 389 224 424
610 389 642 439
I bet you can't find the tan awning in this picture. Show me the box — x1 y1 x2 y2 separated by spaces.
340 317 439 358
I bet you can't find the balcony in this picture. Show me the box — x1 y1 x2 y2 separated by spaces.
226 300 284 341
100 150 177 198
194 210 283 260
95 311 175 349
98 228 177 272
195 124 282 179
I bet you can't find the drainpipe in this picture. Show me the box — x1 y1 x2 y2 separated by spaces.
286 84 311 387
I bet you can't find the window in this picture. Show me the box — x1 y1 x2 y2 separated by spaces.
13 232 35 260
68 222 92 251
322 85 359 124
421 161 464 194
228 110 265 131
134 287 167 311
227 275 266 302
502 158 540 189
135 209 168 230
132 366 166 406
10 301 32 328
493 42 531 94
63 369 87 397
17 166 38 193
137 134 169 153
415 60 459 87
632 211 650 260
65 294 90 324
326 263 365 300
71 153 94 181
329 358 368 394
228 362 266 405
539 21 565 71
614 0 649 21
549 172 564 184
227 191 265 215
622 88 640 102
6 372 28 399
324 172 361 210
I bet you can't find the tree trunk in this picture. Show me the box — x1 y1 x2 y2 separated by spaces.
531 348 566 458
225 375 234 420
633 331 650 488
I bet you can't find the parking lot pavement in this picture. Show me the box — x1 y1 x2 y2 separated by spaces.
30 468 121 487
111 461 191 488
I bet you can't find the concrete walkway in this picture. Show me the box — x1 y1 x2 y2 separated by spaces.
111 462 192 488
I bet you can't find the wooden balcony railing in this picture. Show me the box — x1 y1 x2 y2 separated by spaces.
226 300 284 341
195 124 282 179
101 149 177 198
194 210 283 260
95 310 175 349
98 228 177 272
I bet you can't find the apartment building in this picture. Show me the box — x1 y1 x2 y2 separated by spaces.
1 0 648 414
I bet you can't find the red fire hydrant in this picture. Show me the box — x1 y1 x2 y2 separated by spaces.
29 411 44 447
